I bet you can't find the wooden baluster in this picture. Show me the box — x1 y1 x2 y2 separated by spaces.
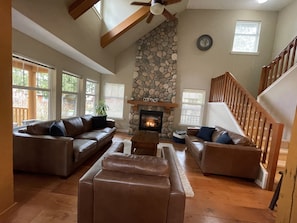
290 37 297 68
284 49 290 72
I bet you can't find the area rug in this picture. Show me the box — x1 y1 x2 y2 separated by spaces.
158 143 195 198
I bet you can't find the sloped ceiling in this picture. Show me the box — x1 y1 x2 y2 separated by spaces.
12 0 294 75
98 0 189 55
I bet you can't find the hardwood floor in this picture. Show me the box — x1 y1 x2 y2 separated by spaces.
0 132 276 223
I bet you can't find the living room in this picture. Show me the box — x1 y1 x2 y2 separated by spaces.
1 0 297 221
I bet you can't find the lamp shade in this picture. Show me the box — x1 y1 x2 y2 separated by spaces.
150 0 165 15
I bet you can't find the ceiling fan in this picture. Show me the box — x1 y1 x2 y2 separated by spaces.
131 0 181 23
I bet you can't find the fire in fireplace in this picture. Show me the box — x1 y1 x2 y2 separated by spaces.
139 110 163 132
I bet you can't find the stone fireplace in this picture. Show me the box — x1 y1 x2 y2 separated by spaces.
128 20 178 138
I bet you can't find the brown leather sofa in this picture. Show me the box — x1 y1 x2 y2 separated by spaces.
78 141 185 223
185 126 262 180
13 115 116 177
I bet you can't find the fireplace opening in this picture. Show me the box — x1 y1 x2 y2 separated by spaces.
139 110 163 133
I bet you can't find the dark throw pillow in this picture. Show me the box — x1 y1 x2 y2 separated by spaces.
92 115 107 129
216 132 233 144
197 126 215 141
49 121 66 136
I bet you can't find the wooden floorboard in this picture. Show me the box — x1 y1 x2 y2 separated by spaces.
0 132 276 223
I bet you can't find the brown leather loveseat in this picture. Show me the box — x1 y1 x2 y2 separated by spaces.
78 141 185 223
13 115 116 177
185 126 262 180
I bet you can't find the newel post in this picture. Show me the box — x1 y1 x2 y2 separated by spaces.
258 66 268 95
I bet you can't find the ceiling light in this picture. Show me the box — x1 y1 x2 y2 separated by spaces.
150 0 165 15
257 0 268 4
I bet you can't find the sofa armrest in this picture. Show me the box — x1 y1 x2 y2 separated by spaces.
13 133 74 176
186 127 199 136
106 118 115 128
78 142 124 223
162 146 186 223
201 142 261 179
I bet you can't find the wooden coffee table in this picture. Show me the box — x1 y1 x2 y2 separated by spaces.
131 130 159 155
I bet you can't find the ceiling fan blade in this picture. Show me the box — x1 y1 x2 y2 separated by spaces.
164 0 181 5
146 13 154 23
162 8 176 21
131 1 151 6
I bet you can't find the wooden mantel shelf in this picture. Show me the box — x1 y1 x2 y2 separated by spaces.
127 100 178 113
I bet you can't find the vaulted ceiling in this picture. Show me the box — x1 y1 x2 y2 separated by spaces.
67 0 294 56
12 0 294 74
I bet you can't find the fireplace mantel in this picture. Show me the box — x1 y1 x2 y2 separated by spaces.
127 100 178 113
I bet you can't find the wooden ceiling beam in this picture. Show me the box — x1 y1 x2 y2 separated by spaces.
69 0 100 19
100 6 150 48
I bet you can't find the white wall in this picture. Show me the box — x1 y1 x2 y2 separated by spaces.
205 103 244 135
273 0 297 57
258 64 297 141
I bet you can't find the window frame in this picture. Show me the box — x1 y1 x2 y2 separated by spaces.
85 79 99 115
93 1 102 20
104 82 125 119
231 20 262 55
12 56 54 127
179 89 206 126
61 72 81 118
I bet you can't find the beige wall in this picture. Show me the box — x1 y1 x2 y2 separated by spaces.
12 0 115 73
108 9 278 131
101 45 137 131
273 0 297 57
13 29 102 119
0 0 14 213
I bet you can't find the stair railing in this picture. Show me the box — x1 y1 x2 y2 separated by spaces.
258 36 297 94
210 72 284 191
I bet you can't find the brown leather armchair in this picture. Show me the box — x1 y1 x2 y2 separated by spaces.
78 141 185 223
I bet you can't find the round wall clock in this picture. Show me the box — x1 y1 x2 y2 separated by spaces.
196 34 213 51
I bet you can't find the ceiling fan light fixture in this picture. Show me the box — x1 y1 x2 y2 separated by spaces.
150 1 165 15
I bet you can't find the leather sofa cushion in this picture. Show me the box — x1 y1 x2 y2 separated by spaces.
73 139 97 162
26 120 54 135
63 117 84 137
49 120 67 136
102 153 169 177
77 131 109 142
81 115 93 132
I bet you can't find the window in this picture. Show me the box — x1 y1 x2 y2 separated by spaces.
104 83 125 119
180 89 206 126
232 21 261 54
93 1 102 19
12 57 53 127
85 80 99 115
61 72 80 118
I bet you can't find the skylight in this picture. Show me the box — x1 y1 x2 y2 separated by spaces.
93 1 102 19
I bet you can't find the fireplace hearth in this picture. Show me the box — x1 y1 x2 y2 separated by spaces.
139 110 163 133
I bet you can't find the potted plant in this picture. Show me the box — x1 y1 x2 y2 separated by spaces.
95 100 109 116
93 101 109 129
